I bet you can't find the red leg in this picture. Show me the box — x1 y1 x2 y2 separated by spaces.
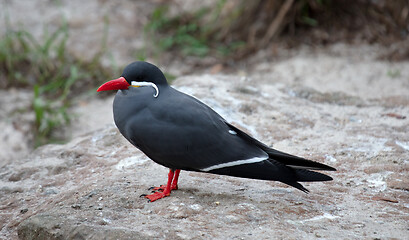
149 169 180 192
171 169 180 190
145 169 179 202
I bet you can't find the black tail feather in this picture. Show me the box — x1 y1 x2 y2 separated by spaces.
220 122 335 192
283 181 309 193
206 158 333 193
282 168 333 193
266 149 336 171
225 122 336 172
294 168 333 182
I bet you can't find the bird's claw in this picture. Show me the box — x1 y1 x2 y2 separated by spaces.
144 191 170 202
148 185 166 192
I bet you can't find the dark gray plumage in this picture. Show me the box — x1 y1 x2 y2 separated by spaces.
108 61 335 194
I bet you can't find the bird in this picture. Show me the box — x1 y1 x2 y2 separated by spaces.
97 61 336 202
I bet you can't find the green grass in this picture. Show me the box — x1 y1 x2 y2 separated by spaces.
387 69 401 78
143 3 245 59
0 19 113 147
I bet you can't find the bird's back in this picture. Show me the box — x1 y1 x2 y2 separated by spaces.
113 86 268 171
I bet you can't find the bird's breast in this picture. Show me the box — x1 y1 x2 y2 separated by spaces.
112 89 151 136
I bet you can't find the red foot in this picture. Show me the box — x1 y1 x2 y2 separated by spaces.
144 169 181 202
150 184 178 192
145 191 170 202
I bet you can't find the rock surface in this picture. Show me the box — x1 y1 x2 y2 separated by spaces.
1 58 409 239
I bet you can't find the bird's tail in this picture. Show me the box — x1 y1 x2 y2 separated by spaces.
208 157 334 193
281 167 334 193
265 148 336 171
220 122 336 192
266 148 336 192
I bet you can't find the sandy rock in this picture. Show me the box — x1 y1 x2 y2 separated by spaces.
0 70 407 239
1 2 408 238
17 214 150 240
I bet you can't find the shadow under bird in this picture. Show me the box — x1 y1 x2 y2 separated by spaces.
97 61 336 202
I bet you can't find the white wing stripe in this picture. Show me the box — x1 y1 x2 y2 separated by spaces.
200 156 268 172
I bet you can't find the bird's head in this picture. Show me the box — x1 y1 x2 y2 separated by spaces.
97 61 167 97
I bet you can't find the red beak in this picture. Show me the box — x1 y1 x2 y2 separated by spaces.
97 77 130 92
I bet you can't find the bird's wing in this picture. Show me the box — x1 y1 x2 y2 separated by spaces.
208 122 335 192
123 89 269 171
225 122 336 171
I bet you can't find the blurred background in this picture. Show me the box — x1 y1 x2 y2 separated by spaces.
0 0 408 155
